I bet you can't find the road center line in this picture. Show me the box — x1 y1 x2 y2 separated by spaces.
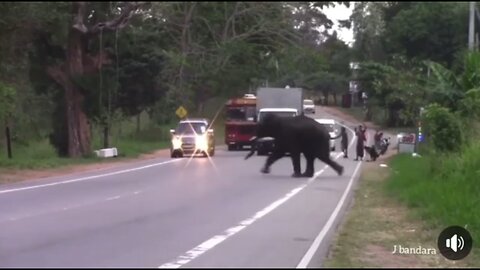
106 195 121 201
159 125 356 269
0 159 183 195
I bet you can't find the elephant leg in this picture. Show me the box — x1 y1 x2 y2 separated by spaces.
290 151 302 177
261 150 284 174
318 152 344 176
302 153 315 177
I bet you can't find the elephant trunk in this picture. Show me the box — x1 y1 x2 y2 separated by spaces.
244 136 275 160
245 136 257 160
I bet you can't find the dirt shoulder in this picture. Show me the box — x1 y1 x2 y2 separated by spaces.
320 106 476 267
323 153 475 267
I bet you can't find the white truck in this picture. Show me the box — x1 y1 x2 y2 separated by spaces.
255 87 304 155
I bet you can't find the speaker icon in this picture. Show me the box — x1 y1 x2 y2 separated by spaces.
438 225 472 260
446 234 465 252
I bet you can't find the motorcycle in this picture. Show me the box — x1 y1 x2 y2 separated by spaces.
378 137 391 155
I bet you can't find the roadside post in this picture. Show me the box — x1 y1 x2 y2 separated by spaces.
415 107 425 153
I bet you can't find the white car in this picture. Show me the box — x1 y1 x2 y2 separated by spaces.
303 99 315 114
315 118 338 151
170 118 215 158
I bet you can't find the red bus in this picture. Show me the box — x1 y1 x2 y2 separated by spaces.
224 94 257 151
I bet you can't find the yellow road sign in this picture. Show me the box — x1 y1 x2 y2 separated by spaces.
176 106 188 118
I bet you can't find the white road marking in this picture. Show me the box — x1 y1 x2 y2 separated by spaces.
2 192 134 223
106 195 121 201
159 126 356 269
296 122 361 268
159 184 308 269
296 161 362 268
0 159 183 195
133 191 141 195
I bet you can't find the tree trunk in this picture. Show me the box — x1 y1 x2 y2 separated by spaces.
333 93 337 106
45 2 142 158
136 113 141 134
324 92 329 106
64 82 92 157
197 102 204 115
47 63 92 158
5 125 12 159
103 125 109 149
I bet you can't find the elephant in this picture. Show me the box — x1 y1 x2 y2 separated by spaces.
245 114 344 178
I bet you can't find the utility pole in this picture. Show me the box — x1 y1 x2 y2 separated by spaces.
469 1 475 50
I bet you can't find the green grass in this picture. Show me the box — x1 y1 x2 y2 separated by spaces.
0 139 100 169
0 98 227 170
324 153 479 267
0 136 170 170
385 145 480 264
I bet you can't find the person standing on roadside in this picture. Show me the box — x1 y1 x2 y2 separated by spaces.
339 126 349 158
330 126 349 158
354 125 366 161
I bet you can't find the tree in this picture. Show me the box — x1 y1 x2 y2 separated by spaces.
382 2 469 69
357 56 427 126
350 2 388 62
0 81 16 158
427 51 480 111
29 2 145 157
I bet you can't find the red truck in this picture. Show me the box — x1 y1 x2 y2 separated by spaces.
224 94 257 151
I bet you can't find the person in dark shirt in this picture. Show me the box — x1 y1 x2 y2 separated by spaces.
331 126 349 158
374 130 383 152
340 127 349 158
354 125 366 161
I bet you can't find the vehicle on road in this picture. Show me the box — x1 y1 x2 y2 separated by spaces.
256 108 299 155
170 118 215 158
255 87 304 156
225 94 257 151
303 99 315 114
315 118 338 151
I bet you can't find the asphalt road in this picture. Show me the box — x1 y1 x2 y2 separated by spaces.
0 107 368 268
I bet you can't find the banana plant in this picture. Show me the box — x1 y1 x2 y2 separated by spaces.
425 52 480 111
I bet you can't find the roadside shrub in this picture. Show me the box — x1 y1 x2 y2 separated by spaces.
459 88 480 119
423 103 463 152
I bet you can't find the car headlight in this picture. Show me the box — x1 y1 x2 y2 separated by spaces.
195 135 209 151
172 136 182 150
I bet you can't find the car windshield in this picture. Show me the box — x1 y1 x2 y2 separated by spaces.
259 111 296 121
304 100 313 105
226 106 256 121
176 122 207 135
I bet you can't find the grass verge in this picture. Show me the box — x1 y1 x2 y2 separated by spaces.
324 153 479 267
0 137 171 170
0 97 227 171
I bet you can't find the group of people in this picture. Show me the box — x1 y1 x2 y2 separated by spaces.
333 124 385 161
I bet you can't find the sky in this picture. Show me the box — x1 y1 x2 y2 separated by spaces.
322 2 355 46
